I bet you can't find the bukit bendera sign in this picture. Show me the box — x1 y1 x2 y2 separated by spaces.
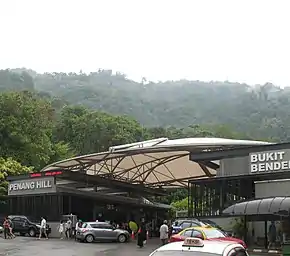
249 150 290 173
8 176 56 196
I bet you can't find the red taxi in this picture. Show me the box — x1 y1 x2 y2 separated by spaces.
169 226 247 249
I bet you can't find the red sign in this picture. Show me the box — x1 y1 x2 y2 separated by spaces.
30 171 63 178
30 173 41 178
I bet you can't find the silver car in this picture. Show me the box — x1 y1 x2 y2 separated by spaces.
76 222 130 243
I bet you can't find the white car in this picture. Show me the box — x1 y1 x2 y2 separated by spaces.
149 237 248 256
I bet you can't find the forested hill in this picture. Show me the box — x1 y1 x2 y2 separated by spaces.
2 68 290 142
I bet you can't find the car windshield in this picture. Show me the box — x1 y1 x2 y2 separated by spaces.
153 251 220 256
203 229 225 239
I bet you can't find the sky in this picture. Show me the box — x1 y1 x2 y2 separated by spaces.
0 0 289 86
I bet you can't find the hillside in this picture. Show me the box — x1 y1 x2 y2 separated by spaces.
2 68 290 142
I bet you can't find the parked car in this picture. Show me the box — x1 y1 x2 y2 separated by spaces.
171 218 207 235
169 226 247 248
0 225 3 234
76 221 130 243
8 215 51 237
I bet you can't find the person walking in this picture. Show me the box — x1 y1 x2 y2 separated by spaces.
3 218 11 239
38 217 48 240
75 219 82 240
7 217 15 238
65 217 72 239
137 219 147 248
268 221 277 249
58 220 65 239
159 220 169 245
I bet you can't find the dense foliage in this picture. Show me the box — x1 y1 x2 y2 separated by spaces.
0 68 287 200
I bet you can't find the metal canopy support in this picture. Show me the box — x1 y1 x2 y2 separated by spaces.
58 171 166 196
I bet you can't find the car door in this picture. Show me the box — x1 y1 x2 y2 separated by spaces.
89 224 104 240
11 217 22 232
101 224 116 240
18 217 29 233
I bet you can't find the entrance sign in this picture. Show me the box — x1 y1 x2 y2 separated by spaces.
249 150 290 173
8 177 56 196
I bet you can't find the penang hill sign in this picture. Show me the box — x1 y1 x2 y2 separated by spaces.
8 176 56 196
250 150 290 173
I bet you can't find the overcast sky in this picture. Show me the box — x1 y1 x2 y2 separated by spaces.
0 0 289 86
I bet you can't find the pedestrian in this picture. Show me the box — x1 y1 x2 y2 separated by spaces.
268 221 277 249
65 217 72 239
3 218 11 239
38 217 48 240
75 219 82 240
159 220 169 245
137 219 147 248
58 220 65 239
7 217 15 238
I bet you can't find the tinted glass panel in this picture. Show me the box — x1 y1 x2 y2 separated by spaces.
89 224 99 228
182 230 192 237
191 221 202 227
202 229 225 239
192 230 203 238
181 222 192 229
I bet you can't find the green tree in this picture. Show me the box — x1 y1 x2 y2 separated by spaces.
0 91 72 169
55 106 145 154
0 158 33 196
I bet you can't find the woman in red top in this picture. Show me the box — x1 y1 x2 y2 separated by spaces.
3 218 11 239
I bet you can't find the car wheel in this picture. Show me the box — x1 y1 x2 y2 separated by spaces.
118 234 127 243
85 234 94 243
29 228 36 237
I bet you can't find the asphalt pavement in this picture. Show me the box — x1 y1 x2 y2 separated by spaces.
0 236 160 256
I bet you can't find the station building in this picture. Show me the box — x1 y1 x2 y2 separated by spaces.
8 136 289 243
5 138 269 224
188 142 290 247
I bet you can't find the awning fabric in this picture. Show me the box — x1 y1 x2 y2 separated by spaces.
222 197 290 217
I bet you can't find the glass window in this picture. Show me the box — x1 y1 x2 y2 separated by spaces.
92 223 113 229
181 230 193 237
181 222 192 229
202 229 225 239
191 230 203 238
191 221 202 227
89 224 99 228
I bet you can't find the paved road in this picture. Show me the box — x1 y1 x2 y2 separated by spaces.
0 237 160 256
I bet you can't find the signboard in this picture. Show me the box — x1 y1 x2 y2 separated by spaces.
8 176 56 196
249 150 290 174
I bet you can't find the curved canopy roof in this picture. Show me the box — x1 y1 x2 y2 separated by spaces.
41 137 270 187
223 197 290 216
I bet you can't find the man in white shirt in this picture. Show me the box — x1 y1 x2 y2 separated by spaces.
159 220 169 245
66 218 72 239
75 219 82 240
38 217 48 240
